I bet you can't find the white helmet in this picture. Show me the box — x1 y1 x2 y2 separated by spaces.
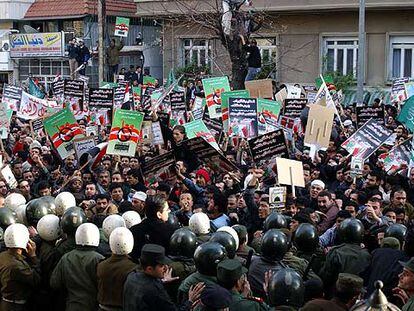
217 226 240 250
189 212 210 235
122 211 141 229
4 223 29 249
14 204 28 225
37 214 61 241
102 215 126 239
55 192 76 216
109 227 134 255
75 223 100 247
4 193 26 211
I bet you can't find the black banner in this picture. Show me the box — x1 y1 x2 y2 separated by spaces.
52 80 64 96
113 85 126 107
2 84 22 100
64 80 84 99
356 106 384 128
283 99 307 119
88 88 114 108
248 129 289 165
140 151 176 177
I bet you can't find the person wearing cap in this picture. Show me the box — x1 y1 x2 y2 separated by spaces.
194 283 233 311
308 180 325 210
302 273 363 311
124 244 200 311
392 258 414 310
217 259 269 310
128 191 147 218
176 164 208 207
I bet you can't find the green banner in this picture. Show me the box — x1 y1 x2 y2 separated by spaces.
257 98 282 135
143 76 157 88
44 108 84 159
202 76 230 119
115 17 130 37
107 109 144 156
398 96 414 132
221 90 249 133
184 119 220 150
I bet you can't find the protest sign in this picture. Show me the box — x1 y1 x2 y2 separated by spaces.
113 85 126 109
182 137 238 174
191 97 206 121
355 106 385 128
88 88 114 108
391 77 409 103
151 121 164 146
276 158 305 197
1 84 22 111
1 165 17 189
107 110 144 157
170 91 186 126
29 117 45 139
86 125 98 137
257 98 282 135
269 186 287 210
341 119 393 159
17 91 59 120
0 101 10 138
141 121 153 144
202 76 230 119
244 79 273 99
143 76 157 88
73 136 96 162
286 85 302 99
283 99 307 119
140 151 176 182
44 108 85 159
350 157 364 178
132 86 141 109
184 119 219 150
248 129 289 165
52 79 64 97
202 109 222 137
221 90 249 133
114 17 130 37
275 88 288 103
397 96 414 132
405 82 414 99
304 105 335 149
228 98 258 138
379 140 412 172
64 80 84 100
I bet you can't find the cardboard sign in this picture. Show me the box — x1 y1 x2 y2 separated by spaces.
228 98 258 138
276 158 305 188
257 98 282 135
1 84 22 111
248 129 289 166
221 90 249 132
114 17 130 37
182 137 238 174
283 99 307 119
107 110 144 157
356 106 385 128
269 186 287 210
1 165 17 189
244 79 273 99
140 151 176 180
89 88 114 108
341 119 393 159
350 157 364 178
275 88 288 103
202 76 230 119
73 136 96 162
43 108 85 159
304 105 335 149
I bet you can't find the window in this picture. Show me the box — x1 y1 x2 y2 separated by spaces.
255 37 277 65
389 36 414 79
323 37 358 76
182 39 211 67
19 59 70 84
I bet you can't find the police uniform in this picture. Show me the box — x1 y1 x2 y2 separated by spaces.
97 254 137 310
177 271 217 303
282 251 321 282
0 250 41 311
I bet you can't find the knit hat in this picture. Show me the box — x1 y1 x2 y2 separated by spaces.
196 168 210 183
311 179 325 189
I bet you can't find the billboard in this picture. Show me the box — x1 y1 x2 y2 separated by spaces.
9 32 65 58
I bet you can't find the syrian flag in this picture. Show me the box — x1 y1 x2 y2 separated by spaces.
79 142 108 170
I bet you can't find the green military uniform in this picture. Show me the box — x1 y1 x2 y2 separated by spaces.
236 244 255 267
229 290 270 311
403 296 414 311
97 254 137 310
0 250 41 311
196 234 211 244
250 235 262 253
166 257 196 303
50 246 105 311
294 246 326 276
177 271 217 303
282 251 321 281
320 243 371 291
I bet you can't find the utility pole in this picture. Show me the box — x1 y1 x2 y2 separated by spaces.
98 0 106 83
357 0 365 106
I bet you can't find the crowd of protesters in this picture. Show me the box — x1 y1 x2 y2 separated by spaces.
0 77 413 311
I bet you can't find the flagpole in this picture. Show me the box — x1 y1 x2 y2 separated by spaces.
357 0 365 105
320 74 345 131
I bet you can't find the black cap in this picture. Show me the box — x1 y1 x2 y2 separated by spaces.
200 284 232 308
140 244 172 265
399 258 414 273
217 259 247 285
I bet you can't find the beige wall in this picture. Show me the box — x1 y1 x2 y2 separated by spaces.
161 9 414 86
